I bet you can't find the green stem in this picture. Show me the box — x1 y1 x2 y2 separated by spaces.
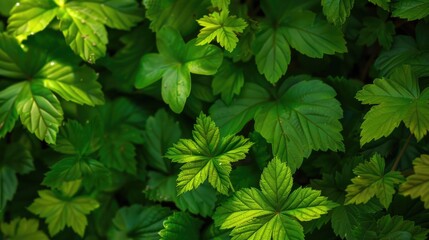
391 133 412 171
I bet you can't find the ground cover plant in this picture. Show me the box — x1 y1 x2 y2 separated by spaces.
0 0 429 239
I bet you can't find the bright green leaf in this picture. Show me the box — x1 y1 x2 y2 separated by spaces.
214 158 337 240
159 212 203 240
16 82 63 144
0 82 26 138
211 0 229 10
399 154 429 208
322 0 354 25
166 113 253 195
356 65 429 145
393 0 429 20
28 189 99 237
39 63 104 106
7 0 58 39
109 205 172 240
345 154 405 208
196 10 247 52
0 218 49 240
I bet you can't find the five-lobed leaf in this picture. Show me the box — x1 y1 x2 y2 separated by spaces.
28 188 99 237
166 113 253 195
196 10 248 52
356 65 429 145
345 154 405 208
214 157 338 240
399 154 429 208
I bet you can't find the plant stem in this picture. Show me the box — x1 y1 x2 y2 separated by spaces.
391 133 412 171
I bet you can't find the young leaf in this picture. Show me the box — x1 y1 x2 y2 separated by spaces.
321 0 354 25
166 113 253 195
345 154 405 208
392 0 429 20
8 0 143 63
356 65 429 145
0 218 49 240
135 27 222 113
214 158 338 240
357 16 395 49
28 188 99 237
109 205 172 240
158 212 203 240
143 109 181 173
196 10 248 52
16 82 63 144
211 0 230 10
399 154 429 208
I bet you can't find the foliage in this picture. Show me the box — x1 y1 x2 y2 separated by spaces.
0 0 429 239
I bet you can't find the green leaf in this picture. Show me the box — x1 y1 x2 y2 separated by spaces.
175 182 217 217
392 0 429 20
0 167 17 210
109 205 172 240
39 63 104 106
212 59 244 104
7 0 58 39
0 83 26 138
142 109 181 173
368 0 391 10
214 158 337 240
159 212 203 240
43 156 110 189
145 171 177 203
399 154 429 208
353 215 429 240
143 0 209 36
28 189 99 237
0 0 18 16
375 24 429 78
211 0 230 10
52 120 101 156
7 0 143 63
3 143 34 174
166 113 252 195
356 65 429 145
16 82 63 144
357 16 396 49
0 32 32 78
196 10 247 52
283 11 347 58
210 83 271 135
321 0 354 25
345 154 405 208
0 218 49 240
254 80 344 171
135 27 222 113
253 20 291 84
